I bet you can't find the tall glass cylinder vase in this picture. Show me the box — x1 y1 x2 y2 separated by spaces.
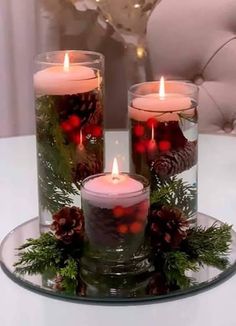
128 81 198 224
34 50 104 229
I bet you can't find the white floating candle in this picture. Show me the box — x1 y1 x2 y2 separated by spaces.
82 158 145 208
129 77 192 122
34 53 100 95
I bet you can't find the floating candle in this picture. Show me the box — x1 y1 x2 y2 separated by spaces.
129 77 192 122
34 52 100 95
82 158 146 208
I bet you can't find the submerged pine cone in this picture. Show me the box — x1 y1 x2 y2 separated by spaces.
73 156 102 184
152 141 197 179
51 206 84 244
57 92 101 126
149 206 189 251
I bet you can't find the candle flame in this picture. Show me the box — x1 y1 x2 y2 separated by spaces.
112 157 119 181
64 53 70 72
159 76 165 99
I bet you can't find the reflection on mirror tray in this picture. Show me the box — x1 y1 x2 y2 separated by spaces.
0 213 236 303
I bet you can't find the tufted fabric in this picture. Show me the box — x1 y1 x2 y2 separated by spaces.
147 0 236 134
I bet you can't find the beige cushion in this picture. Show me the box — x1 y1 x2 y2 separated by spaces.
147 0 236 134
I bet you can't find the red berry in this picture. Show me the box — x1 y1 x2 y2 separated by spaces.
68 115 81 128
159 140 171 152
117 224 128 234
147 140 158 153
91 125 103 138
134 141 146 153
125 206 133 216
113 206 125 218
84 125 92 135
129 222 143 234
133 124 145 137
60 121 73 133
146 118 158 129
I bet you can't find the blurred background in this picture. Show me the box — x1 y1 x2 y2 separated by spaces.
1 0 236 137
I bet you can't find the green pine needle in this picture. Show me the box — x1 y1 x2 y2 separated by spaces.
59 258 79 294
14 233 62 275
151 175 197 219
184 223 232 270
36 95 79 214
14 222 233 293
163 251 198 288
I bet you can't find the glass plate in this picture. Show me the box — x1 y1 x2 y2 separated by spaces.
1 213 236 304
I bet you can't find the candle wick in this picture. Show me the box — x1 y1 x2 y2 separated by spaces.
112 175 120 183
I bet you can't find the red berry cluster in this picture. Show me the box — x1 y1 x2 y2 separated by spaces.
133 118 173 155
112 200 149 235
84 124 103 138
60 114 82 145
60 114 102 145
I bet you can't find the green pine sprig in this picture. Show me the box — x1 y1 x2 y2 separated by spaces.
151 175 197 219
152 223 232 288
36 95 79 213
14 233 62 275
184 223 232 269
14 222 232 294
14 233 82 294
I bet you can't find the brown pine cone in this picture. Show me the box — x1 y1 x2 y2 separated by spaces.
51 206 84 245
72 149 103 185
151 141 197 179
149 206 189 250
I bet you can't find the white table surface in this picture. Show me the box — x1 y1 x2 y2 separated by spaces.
0 134 236 326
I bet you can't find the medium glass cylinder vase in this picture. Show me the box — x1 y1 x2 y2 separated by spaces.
34 50 104 229
128 80 198 224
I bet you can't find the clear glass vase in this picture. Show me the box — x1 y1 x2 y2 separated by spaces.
80 173 150 277
128 81 198 224
34 50 104 230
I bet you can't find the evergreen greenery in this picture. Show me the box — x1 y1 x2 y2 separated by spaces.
14 222 232 294
151 175 197 219
36 95 79 213
152 223 232 288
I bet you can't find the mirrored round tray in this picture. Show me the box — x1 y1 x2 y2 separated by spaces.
1 213 236 304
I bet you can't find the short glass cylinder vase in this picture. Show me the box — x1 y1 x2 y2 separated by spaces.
80 173 150 277
34 50 104 229
128 81 198 224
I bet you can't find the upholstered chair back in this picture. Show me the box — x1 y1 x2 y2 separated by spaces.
147 0 236 134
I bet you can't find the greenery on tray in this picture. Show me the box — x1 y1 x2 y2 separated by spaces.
36 96 78 213
14 205 232 296
150 174 197 219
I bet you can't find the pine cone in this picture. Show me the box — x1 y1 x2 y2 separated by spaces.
149 206 189 250
51 206 84 244
73 154 102 183
151 141 197 179
57 92 101 126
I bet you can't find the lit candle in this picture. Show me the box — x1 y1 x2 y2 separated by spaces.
129 77 192 122
81 158 150 260
34 52 100 95
83 158 144 208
